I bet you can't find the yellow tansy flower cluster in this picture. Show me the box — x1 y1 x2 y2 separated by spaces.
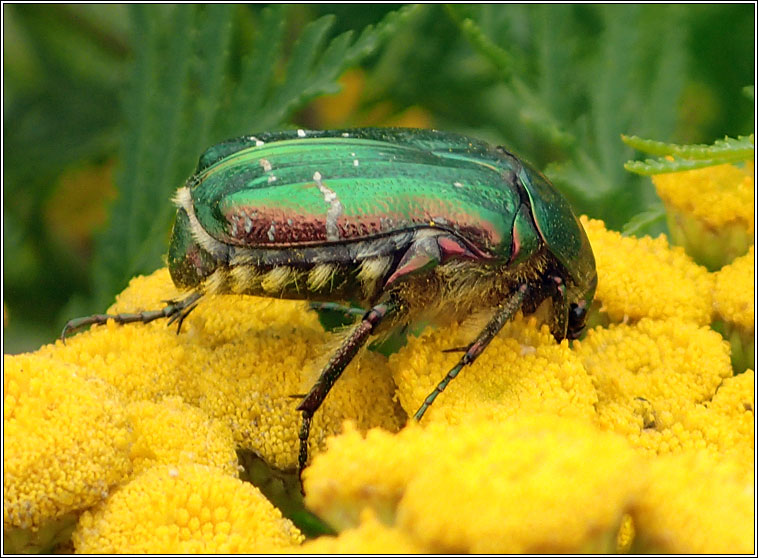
652 160 754 270
285 508 425 554
630 450 754 553
304 416 643 553
73 464 303 553
5 269 402 552
126 397 239 477
299 217 752 552
4 207 754 552
580 216 713 325
712 245 755 372
37 269 404 471
4 354 132 552
390 313 598 425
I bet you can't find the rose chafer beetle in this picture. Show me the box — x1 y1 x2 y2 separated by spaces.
63 127 597 476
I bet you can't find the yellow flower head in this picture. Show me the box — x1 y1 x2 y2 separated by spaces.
652 161 754 270
3 354 133 550
72 464 304 553
303 422 419 531
43 268 404 470
575 318 739 457
580 216 713 325
126 397 238 477
697 369 754 464
713 245 755 330
388 313 598 424
286 508 425 554
305 415 642 554
712 245 755 372
630 450 754 554
653 161 754 233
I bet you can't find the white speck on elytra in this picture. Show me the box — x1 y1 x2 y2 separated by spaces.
297 129 306 137
259 158 272 172
268 175 277 184
313 171 343 242
342 132 350 137
453 181 464 188
267 223 276 242
353 159 359 167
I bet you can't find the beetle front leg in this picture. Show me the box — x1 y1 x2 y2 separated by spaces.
60 291 202 341
413 283 528 421
296 301 394 481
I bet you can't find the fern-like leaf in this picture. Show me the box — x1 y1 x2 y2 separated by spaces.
622 134 754 175
621 205 666 236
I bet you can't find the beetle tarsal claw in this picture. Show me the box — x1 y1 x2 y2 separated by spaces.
165 292 203 334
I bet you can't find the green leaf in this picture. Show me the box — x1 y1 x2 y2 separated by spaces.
243 4 421 132
621 205 667 236
622 134 754 159
624 154 751 175
622 134 754 175
215 6 285 139
445 4 515 81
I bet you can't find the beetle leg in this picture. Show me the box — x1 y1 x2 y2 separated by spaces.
308 301 366 316
60 292 202 341
413 284 528 422
165 294 203 334
441 346 470 353
309 301 367 333
296 301 394 482
383 234 443 287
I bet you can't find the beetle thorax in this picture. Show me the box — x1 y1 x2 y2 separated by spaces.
390 250 552 328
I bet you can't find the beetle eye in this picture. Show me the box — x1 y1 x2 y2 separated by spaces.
567 303 587 339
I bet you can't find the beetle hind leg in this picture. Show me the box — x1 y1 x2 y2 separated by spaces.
60 291 203 341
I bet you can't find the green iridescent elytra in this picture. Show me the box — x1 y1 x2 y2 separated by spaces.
63 127 597 479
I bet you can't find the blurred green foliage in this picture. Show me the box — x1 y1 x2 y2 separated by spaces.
3 4 754 352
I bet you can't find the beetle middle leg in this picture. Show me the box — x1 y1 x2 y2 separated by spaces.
308 301 366 331
296 300 395 480
413 283 528 421
308 301 366 317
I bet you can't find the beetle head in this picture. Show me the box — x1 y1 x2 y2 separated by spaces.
558 222 597 341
